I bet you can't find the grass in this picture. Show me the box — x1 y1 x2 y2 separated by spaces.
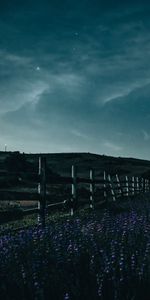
1 195 150 299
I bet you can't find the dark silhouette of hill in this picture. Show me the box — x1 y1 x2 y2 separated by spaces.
0 151 150 178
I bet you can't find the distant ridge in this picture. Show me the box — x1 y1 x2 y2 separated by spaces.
0 151 150 177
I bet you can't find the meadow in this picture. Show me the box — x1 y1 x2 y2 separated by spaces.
0 195 150 300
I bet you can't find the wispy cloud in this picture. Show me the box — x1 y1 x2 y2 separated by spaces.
103 141 123 152
142 130 150 141
71 129 91 140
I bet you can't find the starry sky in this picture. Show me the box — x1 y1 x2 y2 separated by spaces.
1 0 150 159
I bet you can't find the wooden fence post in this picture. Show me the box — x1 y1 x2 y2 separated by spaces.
132 176 135 195
140 177 144 193
115 174 122 197
103 171 107 200
144 179 147 193
108 174 116 201
145 179 147 192
71 165 77 216
125 176 129 197
146 179 149 192
38 156 46 227
89 169 94 208
143 178 145 193
136 177 139 194
147 179 150 192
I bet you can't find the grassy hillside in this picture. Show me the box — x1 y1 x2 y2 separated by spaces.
0 151 150 176
21 152 150 177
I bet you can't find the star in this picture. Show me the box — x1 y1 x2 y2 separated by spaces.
36 66 41 71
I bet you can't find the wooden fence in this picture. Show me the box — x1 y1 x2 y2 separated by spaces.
0 156 150 226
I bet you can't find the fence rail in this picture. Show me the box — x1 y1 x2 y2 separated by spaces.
0 156 150 226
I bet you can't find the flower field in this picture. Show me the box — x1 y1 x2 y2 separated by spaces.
1 197 150 300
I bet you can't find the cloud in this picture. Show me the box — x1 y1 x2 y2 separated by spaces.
0 50 32 67
142 130 150 141
71 129 91 140
103 141 123 152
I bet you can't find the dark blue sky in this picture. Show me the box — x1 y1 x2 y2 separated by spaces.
0 0 150 159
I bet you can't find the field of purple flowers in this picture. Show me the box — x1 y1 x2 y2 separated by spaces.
1 197 150 300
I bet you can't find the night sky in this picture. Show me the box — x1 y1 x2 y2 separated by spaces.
1 0 150 159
